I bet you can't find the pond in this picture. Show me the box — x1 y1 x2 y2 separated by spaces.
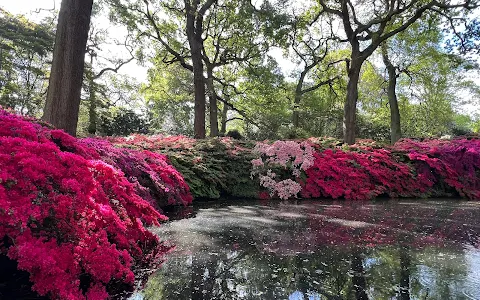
134 200 480 300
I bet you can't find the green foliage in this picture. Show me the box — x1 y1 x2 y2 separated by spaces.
143 63 194 135
226 129 243 140
165 139 259 199
278 127 310 139
98 107 150 136
0 9 55 115
449 114 475 136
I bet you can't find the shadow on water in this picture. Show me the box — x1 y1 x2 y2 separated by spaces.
135 200 480 300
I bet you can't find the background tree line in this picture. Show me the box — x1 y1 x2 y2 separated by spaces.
1 0 480 143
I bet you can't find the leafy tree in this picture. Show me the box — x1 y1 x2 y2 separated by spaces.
0 8 54 115
98 106 149 136
83 5 136 135
381 42 402 143
143 61 195 135
314 0 478 144
231 57 292 139
201 0 281 136
380 17 445 142
286 4 343 128
109 0 220 138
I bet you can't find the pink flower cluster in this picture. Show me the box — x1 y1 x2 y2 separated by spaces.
252 141 314 199
0 109 191 299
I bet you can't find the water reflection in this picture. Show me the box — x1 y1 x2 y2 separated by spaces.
139 200 480 300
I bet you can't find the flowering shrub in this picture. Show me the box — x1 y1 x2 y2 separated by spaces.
302 148 428 200
251 141 315 199
111 135 260 199
252 138 480 200
0 109 178 299
82 138 192 208
393 138 480 199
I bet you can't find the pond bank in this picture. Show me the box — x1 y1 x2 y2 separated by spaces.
110 135 480 202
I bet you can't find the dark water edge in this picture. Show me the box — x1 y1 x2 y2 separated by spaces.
133 199 480 300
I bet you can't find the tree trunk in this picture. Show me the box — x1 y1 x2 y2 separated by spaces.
381 43 402 144
191 44 206 139
293 71 306 128
343 57 362 145
87 74 96 135
220 102 228 135
42 0 93 136
186 5 206 139
206 67 218 137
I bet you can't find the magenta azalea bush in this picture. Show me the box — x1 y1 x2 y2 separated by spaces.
394 138 480 199
0 109 193 299
302 147 427 200
81 138 193 208
252 138 480 200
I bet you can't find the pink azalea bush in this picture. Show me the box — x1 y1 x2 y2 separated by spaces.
81 138 192 208
252 141 314 199
0 109 193 299
394 138 480 199
252 138 480 200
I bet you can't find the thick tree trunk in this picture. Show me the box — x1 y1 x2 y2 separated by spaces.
42 0 93 136
292 72 306 128
191 46 206 139
206 67 218 137
186 5 206 139
343 57 362 145
220 102 228 135
381 43 402 144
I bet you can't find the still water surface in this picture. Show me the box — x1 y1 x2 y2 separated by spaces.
136 200 480 300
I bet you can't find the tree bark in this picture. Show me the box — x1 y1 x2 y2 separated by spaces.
293 70 306 128
343 55 362 145
87 53 96 135
185 2 206 139
88 86 97 135
87 73 96 135
42 0 93 136
381 43 402 144
220 102 228 135
206 67 218 137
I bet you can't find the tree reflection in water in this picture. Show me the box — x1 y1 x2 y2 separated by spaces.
137 200 480 300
